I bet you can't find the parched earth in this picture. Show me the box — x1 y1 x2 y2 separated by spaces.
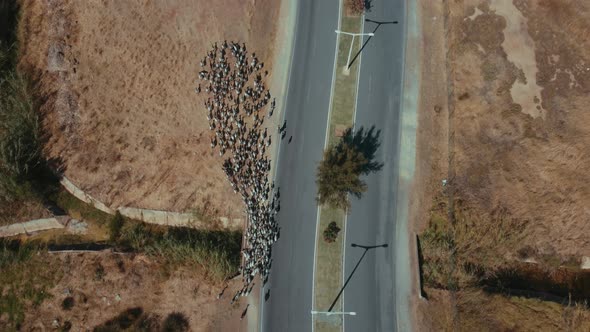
18 0 281 220
411 0 590 330
447 0 590 258
21 253 245 331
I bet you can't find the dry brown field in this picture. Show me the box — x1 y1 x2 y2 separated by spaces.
19 0 280 221
20 252 246 331
446 0 590 259
411 0 590 330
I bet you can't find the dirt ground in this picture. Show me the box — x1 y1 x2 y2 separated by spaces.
447 0 590 259
18 0 281 220
21 252 246 331
411 0 590 330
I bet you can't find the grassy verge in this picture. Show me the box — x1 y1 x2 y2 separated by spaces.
327 16 362 145
424 286 590 332
313 10 363 332
0 1 61 225
419 196 590 330
314 206 346 310
47 190 242 282
116 220 242 282
0 239 61 330
53 189 112 225
420 197 528 290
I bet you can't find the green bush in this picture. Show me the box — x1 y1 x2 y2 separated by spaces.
316 126 383 210
323 221 341 243
118 222 242 281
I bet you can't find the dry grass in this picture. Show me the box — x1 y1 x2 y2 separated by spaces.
18 0 281 218
448 0 590 259
419 286 590 332
420 196 525 290
327 17 362 145
0 240 62 330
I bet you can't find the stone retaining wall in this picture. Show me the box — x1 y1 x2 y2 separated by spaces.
0 217 66 237
61 177 241 230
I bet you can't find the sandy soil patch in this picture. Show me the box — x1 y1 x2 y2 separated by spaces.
18 0 281 220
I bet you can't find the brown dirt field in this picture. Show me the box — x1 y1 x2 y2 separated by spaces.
18 0 281 220
447 0 590 259
21 253 246 331
411 0 590 330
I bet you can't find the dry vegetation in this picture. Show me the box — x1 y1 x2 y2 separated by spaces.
418 287 590 332
448 0 590 260
0 0 282 329
412 0 590 330
17 0 281 221
0 242 245 331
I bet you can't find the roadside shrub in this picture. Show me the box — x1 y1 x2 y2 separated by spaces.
323 221 341 243
118 221 242 281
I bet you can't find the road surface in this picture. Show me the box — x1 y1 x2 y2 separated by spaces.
260 0 339 331
343 1 407 332
262 0 409 331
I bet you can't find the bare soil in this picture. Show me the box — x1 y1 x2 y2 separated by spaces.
411 0 590 330
18 0 281 220
21 253 246 331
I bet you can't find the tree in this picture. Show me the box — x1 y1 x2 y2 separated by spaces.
316 126 383 210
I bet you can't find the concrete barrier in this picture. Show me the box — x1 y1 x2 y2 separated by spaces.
61 176 241 230
0 217 65 237
22 218 64 233
0 223 27 237
60 177 115 214
117 207 205 228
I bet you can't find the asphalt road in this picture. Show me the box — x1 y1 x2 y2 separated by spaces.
262 0 408 331
343 1 407 331
260 0 339 331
